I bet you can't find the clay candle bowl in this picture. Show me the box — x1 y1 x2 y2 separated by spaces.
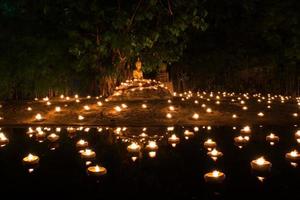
145 141 158 151
207 149 223 161
285 150 300 163
241 126 251 135
266 133 279 145
87 165 107 176
35 113 43 121
80 149 96 160
0 132 9 147
127 142 141 153
23 153 39 165
234 135 250 148
184 130 194 140
168 134 180 147
47 133 60 142
204 170 226 183
76 139 89 149
251 157 272 172
204 139 217 150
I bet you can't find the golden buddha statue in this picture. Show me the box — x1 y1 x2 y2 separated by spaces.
133 57 143 79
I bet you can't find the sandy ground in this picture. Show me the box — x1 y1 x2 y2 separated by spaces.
0 94 299 127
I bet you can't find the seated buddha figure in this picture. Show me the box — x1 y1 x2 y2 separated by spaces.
133 58 144 80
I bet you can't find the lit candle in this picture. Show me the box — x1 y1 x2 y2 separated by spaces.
114 106 122 112
204 139 217 150
166 113 172 119
35 113 43 121
168 134 180 147
47 133 60 142
145 141 158 151
80 149 96 160
23 153 39 165
266 133 279 145
207 148 223 161
55 106 61 113
127 142 141 153
87 165 107 176
241 126 251 135
141 104 147 109
251 157 272 171
257 112 264 117
204 170 226 183
234 135 250 148
76 139 89 149
0 132 9 147
78 115 84 120
285 150 300 162
83 105 90 111
192 113 199 120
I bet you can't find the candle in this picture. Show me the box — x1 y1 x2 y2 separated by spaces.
166 113 172 119
206 108 212 113
23 153 39 165
35 113 43 121
204 139 217 150
266 133 279 145
145 141 158 151
295 130 300 139
251 157 272 171
0 132 9 147
148 151 157 158
78 115 84 120
35 131 46 141
127 142 141 153
97 101 103 106
241 126 251 135
204 170 226 183
87 165 107 176
76 139 89 149
257 112 264 117
83 105 90 111
47 133 60 142
80 149 96 159
168 134 180 147
234 135 250 148
169 106 175 111
192 113 199 120
285 150 300 162
141 104 147 109
207 148 223 161
114 106 122 112
184 130 194 140
55 106 61 113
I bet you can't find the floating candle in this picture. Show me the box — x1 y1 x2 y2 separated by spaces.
47 133 60 142
266 133 279 145
192 113 199 120
55 106 61 113
127 142 141 153
76 139 89 149
285 150 300 162
35 113 43 121
166 113 172 119
23 153 39 165
207 148 223 161
204 170 226 183
0 132 9 147
184 130 194 139
251 157 272 171
204 139 217 150
168 134 180 147
80 149 96 159
234 135 250 148
145 141 158 151
87 165 107 176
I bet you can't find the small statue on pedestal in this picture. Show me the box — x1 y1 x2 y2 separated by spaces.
133 57 143 80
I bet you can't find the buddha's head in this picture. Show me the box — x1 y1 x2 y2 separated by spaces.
135 58 142 71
